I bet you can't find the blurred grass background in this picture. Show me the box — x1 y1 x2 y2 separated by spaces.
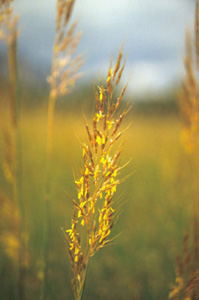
0 84 195 299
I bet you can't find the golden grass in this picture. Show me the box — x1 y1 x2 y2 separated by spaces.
64 47 130 300
41 0 83 299
1 0 199 299
0 1 26 299
0 102 186 299
169 1 199 299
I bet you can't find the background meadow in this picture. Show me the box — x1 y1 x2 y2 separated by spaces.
0 95 194 299
0 0 197 299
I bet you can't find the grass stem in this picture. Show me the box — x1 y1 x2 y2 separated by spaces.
8 25 25 300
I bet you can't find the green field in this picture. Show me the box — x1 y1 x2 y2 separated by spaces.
0 105 194 299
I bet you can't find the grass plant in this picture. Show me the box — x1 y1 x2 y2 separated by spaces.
64 47 130 300
41 0 83 299
0 101 184 299
1 0 198 299
0 1 26 299
169 1 199 299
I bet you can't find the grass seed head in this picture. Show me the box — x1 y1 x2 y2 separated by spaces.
65 46 130 299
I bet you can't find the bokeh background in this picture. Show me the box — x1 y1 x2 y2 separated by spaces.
0 0 197 299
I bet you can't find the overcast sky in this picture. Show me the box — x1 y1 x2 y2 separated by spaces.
11 0 195 95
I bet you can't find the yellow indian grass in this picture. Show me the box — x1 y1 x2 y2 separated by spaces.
41 0 83 299
64 48 129 300
179 0 199 218
0 0 19 126
0 1 27 299
0 192 20 263
0 0 20 224
169 227 199 300
46 0 83 161
179 1 199 228
0 0 19 196
180 5 199 163
169 1 199 299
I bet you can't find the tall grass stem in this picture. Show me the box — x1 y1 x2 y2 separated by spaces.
8 26 25 300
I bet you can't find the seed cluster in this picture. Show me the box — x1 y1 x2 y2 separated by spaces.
180 0 199 154
47 0 83 100
169 228 199 300
65 46 129 299
0 0 19 46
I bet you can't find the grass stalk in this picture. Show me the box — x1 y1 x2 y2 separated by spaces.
65 46 130 299
0 1 26 299
0 1 25 300
41 0 82 298
8 18 26 300
40 95 55 300
169 1 199 299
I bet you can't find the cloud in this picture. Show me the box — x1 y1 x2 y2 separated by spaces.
12 0 195 93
